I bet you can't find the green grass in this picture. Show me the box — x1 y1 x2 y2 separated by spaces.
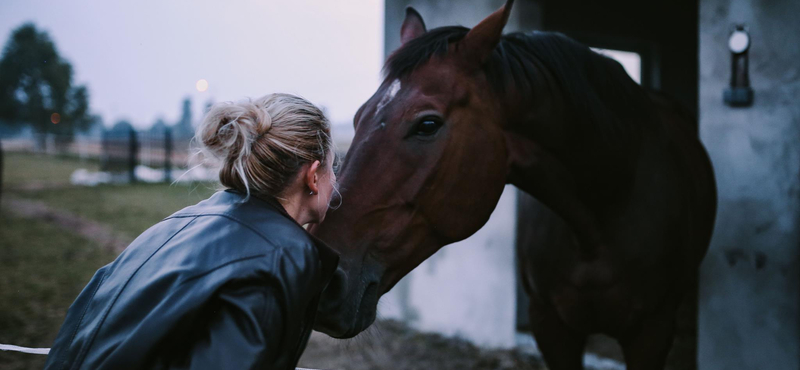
0 152 218 369
3 151 218 239
0 210 118 370
17 182 218 239
2 152 99 189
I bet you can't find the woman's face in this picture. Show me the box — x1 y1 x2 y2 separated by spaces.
313 147 337 223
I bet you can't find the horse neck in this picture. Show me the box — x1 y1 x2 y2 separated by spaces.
502 96 640 214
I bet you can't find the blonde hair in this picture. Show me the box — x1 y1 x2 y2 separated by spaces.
196 93 333 200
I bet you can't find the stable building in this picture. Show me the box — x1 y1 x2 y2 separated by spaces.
377 1 800 369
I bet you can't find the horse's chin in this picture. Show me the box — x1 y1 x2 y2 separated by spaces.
314 312 374 339
330 313 376 339
314 282 379 338
313 318 353 338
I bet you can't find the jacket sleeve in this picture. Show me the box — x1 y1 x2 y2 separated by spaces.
170 283 286 370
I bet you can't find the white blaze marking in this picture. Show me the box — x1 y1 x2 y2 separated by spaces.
375 79 401 118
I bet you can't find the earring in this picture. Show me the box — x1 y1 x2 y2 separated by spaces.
309 191 316 195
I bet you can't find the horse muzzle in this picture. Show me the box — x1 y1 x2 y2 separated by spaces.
314 265 380 338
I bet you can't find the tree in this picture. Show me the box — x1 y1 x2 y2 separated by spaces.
203 99 214 115
149 117 168 135
77 114 104 137
173 97 194 139
0 23 91 149
110 119 134 134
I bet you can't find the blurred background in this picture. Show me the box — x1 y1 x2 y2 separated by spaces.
1 1 798 370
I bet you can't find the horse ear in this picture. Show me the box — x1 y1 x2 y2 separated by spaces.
401 7 427 45
459 0 515 68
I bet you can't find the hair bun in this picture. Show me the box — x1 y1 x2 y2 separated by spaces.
195 93 333 200
198 101 273 161
246 102 273 138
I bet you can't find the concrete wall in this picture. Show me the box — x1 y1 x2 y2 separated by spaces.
698 0 800 369
380 186 519 348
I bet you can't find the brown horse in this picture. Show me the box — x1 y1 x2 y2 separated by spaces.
312 1 716 369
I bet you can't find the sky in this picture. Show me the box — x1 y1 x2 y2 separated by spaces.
0 0 384 130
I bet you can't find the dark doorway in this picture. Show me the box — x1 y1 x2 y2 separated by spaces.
541 0 699 119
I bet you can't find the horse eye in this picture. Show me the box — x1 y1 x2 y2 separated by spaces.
415 118 443 136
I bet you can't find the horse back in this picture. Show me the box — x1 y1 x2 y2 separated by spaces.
647 91 717 266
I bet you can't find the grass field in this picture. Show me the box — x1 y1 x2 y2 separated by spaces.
4 152 217 238
2 152 99 189
18 183 217 239
0 151 217 369
0 211 116 370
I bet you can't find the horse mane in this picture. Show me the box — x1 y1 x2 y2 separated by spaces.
385 27 655 179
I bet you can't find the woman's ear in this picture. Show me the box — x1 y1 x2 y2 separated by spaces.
306 160 321 194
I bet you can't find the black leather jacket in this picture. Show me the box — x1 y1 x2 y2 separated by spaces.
43 190 339 370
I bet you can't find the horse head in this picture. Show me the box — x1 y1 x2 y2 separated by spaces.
312 0 521 338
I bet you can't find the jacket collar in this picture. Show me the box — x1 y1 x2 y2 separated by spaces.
224 189 340 285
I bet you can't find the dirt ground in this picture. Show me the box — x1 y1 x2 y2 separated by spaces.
299 312 696 370
298 320 547 370
4 197 129 251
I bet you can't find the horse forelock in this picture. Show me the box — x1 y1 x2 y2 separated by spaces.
384 26 470 81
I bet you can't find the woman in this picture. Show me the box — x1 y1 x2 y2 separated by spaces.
44 93 340 370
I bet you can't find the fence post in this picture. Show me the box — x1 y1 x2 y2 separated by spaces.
100 130 109 171
0 139 4 205
128 128 138 183
164 127 172 183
